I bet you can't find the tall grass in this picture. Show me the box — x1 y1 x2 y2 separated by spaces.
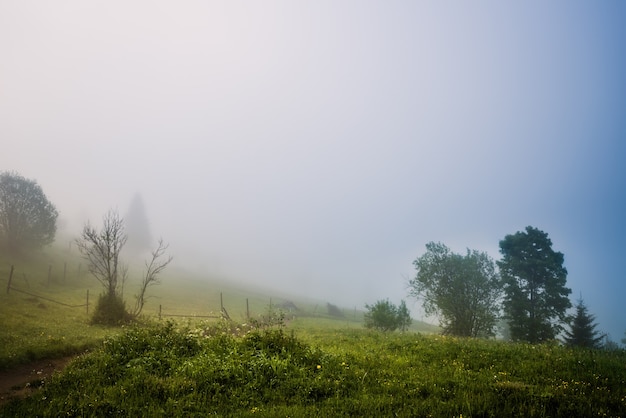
3 320 625 417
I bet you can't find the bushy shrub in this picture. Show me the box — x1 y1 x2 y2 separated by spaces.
91 293 132 325
364 299 412 332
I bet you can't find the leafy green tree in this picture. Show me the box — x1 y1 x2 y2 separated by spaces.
409 242 501 337
498 226 572 344
0 171 58 253
563 298 604 349
364 299 412 332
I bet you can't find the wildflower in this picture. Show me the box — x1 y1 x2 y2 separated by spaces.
316 365 321 370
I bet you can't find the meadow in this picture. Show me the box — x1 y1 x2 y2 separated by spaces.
1 249 625 417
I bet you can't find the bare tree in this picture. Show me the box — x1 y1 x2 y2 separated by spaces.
75 210 127 299
131 238 172 318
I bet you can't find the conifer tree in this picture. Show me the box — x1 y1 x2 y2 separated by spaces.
563 298 604 349
498 226 571 343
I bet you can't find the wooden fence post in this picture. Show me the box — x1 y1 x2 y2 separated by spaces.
86 290 89 314
47 265 52 286
159 304 162 320
63 262 67 281
6 265 14 294
220 292 224 312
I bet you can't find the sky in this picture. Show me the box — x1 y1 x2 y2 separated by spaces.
1 1 625 339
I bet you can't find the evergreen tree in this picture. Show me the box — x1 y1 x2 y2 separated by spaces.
124 192 152 255
563 298 604 349
498 226 571 343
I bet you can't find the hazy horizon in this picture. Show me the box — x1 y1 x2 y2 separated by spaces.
2 2 625 339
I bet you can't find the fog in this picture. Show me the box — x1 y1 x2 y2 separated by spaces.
1 2 625 336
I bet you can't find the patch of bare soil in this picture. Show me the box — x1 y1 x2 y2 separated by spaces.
0 356 75 406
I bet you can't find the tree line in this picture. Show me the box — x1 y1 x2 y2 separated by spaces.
0 171 618 346
401 226 606 348
366 226 608 348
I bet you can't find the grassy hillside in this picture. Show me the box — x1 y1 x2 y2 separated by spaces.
2 320 625 417
5 245 623 416
0 244 436 370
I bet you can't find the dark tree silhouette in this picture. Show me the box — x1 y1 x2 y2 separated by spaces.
498 226 571 343
563 298 604 349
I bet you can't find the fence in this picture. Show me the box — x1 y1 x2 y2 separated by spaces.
157 294 275 321
4 262 306 322
5 264 272 321
6 264 91 313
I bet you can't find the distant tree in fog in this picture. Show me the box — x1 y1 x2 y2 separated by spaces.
364 299 412 332
327 303 345 318
498 226 571 344
0 171 58 254
124 192 152 255
409 242 501 338
563 298 604 349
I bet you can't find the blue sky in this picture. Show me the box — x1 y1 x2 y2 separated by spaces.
1 1 625 339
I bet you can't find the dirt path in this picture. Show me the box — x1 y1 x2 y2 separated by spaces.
0 356 76 405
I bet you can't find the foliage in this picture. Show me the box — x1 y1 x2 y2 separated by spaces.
409 242 501 337
0 171 58 253
364 299 411 332
247 305 287 330
498 226 572 344
563 298 605 349
91 293 133 326
3 323 626 417
396 300 412 331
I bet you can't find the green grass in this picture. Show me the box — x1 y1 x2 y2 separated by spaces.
2 246 625 416
0 252 116 369
0 245 437 371
2 320 625 417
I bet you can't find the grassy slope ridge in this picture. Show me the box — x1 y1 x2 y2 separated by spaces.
0 244 435 370
2 245 625 416
2 321 625 417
